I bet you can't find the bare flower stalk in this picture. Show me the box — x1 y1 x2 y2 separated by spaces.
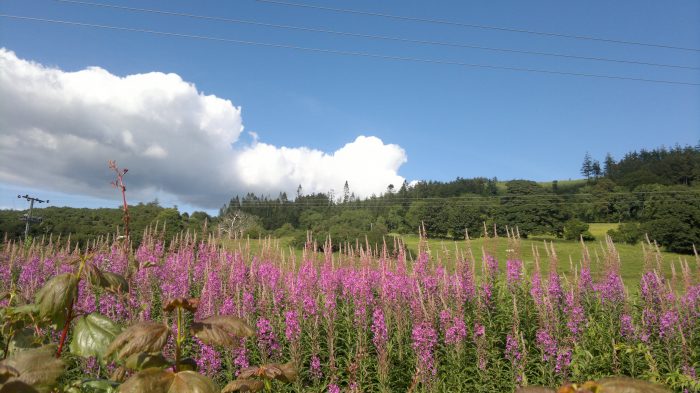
109 160 130 245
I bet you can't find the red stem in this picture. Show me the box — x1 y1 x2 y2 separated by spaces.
56 303 74 358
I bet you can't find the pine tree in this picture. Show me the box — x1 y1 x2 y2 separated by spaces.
581 152 593 180
603 153 615 178
591 160 602 179
343 181 350 204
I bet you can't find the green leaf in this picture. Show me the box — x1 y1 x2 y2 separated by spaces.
597 377 671 393
124 353 170 371
0 364 20 384
7 328 42 356
70 313 121 359
79 379 121 393
178 358 197 372
117 369 217 393
106 322 170 361
0 379 40 393
11 304 39 317
168 371 218 393
191 315 254 347
221 379 264 393
34 273 78 328
89 269 129 295
0 345 64 393
117 368 172 393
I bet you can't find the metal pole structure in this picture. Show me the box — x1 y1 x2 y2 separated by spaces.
17 194 49 240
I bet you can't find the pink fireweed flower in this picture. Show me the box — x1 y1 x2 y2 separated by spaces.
579 265 593 293
327 384 341 393
196 268 222 319
445 316 467 345
530 271 544 306
310 354 322 379
480 282 493 307
256 318 280 359
484 255 499 280
564 292 586 339
596 270 625 305
194 338 222 377
242 291 255 316
620 314 636 338
233 339 249 373
506 259 523 289
18 255 42 300
547 271 563 304
473 323 486 338
284 310 301 342
411 321 438 378
473 322 487 370
659 309 679 339
459 261 477 302
555 348 572 375
505 333 521 362
371 307 388 349
219 298 236 316
536 328 557 361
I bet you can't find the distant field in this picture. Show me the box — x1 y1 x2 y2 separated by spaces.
496 178 587 191
588 222 620 238
220 233 694 288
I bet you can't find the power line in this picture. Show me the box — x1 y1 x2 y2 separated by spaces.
255 0 700 53
2 14 699 87
50 0 700 71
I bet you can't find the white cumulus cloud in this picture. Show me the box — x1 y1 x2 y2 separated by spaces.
236 135 406 197
0 49 407 209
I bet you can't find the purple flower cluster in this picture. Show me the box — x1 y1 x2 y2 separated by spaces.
195 338 222 377
444 316 467 345
284 310 301 343
506 259 523 288
411 321 438 378
620 314 636 338
371 307 388 350
256 317 280 359
310 354 322 379
536 328 557 361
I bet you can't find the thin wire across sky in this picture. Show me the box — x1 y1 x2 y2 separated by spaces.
47 0 700 71
1 13 698 87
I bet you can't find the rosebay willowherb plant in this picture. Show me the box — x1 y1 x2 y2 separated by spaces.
0 227 697 392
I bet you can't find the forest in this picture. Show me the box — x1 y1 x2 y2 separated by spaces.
2 144 699 254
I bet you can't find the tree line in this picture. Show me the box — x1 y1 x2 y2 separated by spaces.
2 143 698 253
221 143 700 254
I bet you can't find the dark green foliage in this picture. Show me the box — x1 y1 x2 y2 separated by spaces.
639 186 700 253
563 219 594 240
607 145 699 188
607 223 643 245
69 314 121 359
0 203 213 248
3 143 698 254
497 180 569 237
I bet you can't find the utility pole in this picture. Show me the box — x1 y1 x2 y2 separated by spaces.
17 194 49 240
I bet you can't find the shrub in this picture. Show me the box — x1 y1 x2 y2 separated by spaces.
562 219 594 240
608 222 643 245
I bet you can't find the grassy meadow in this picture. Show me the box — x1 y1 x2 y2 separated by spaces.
220 228 695 289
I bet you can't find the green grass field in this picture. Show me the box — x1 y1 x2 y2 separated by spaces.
588 223 620 238
220 232 695 289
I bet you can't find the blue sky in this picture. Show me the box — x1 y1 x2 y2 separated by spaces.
1 0 699 214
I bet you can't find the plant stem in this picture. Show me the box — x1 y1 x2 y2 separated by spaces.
56 302 73 358
175 306 183 372
56 255 85 359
